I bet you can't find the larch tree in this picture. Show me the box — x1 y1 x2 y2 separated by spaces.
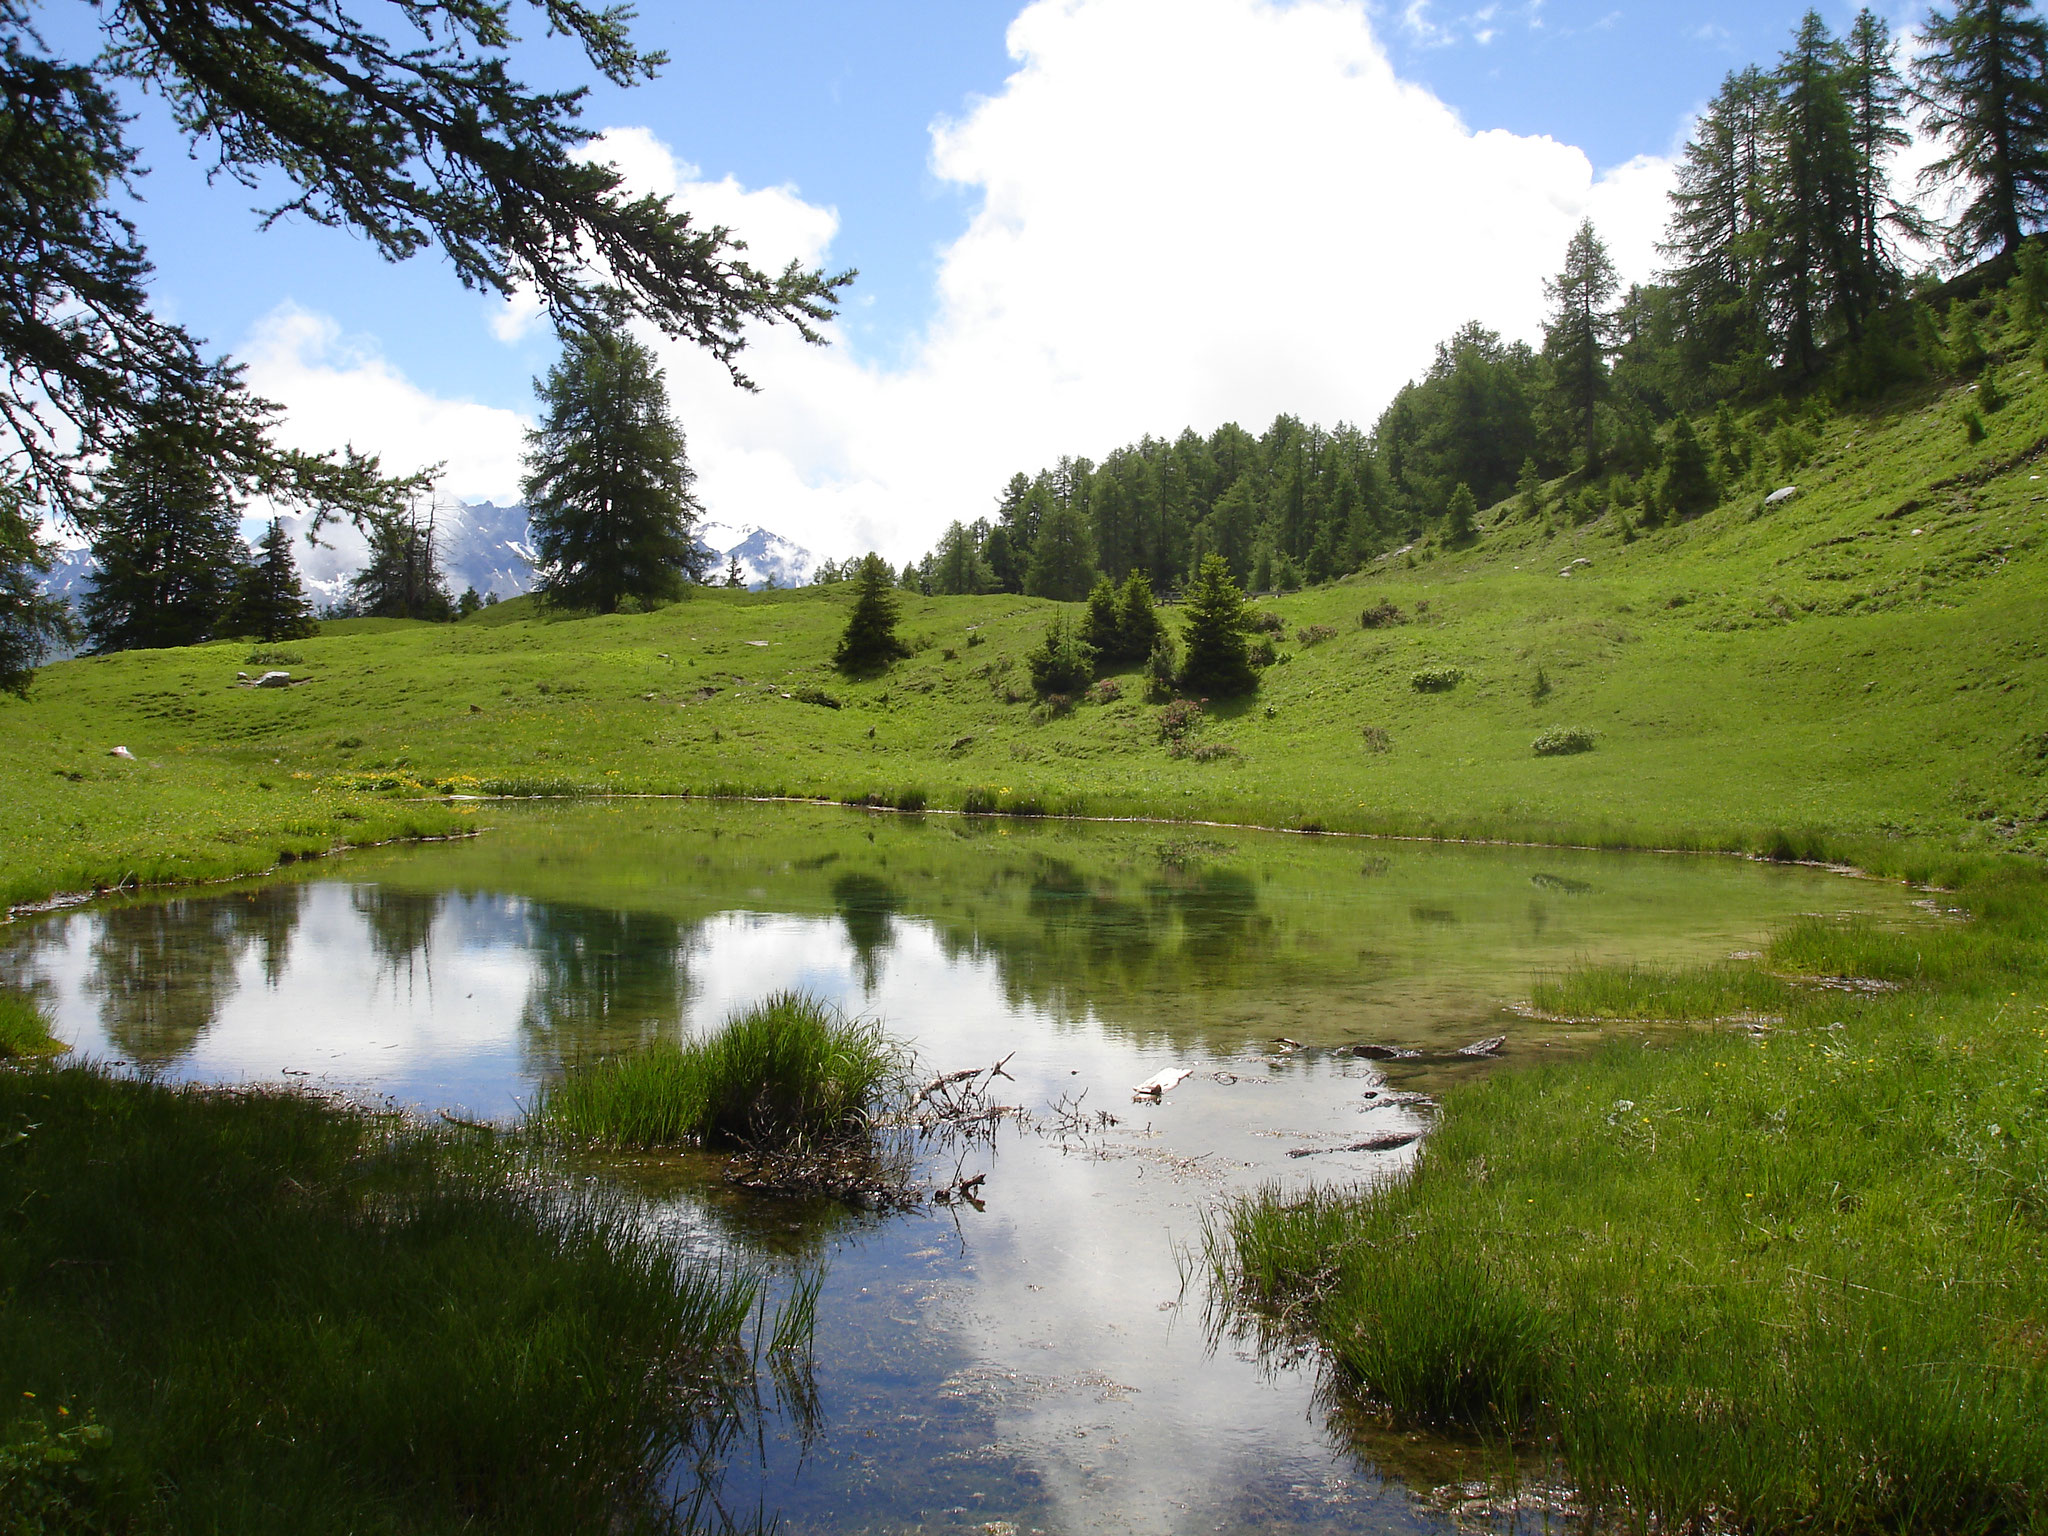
1841 9 1921 312
1768 11 1861 371
80 420 249 652
0 493 76 694
523 313 707 613
234 518 318 641
1024 497 1096 602
1914 0 2048 261
349 504 454 622
1541 219 1621 470
1665 66 1778 390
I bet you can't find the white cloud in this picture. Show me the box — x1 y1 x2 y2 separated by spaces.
251 0 1683 563
242 305 531 501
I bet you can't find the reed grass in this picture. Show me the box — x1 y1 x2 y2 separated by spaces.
0 991 64 1057
1217 866 2048 1535
0 1064 778 1534
537 991 904 1152
1528 961 1796 1021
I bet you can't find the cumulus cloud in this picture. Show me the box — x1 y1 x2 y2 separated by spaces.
241 305 530 500
250 0 1685 562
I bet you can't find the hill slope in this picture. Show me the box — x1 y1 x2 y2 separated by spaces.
6 361 2048 905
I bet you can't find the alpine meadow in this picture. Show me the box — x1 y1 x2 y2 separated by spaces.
4 3 2048 1534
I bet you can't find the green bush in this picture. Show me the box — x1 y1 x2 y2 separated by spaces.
1026 614 1095 698
1359 599 1403 629
0 1410 114 1532
792 687 841 709
536 992 903 1152
1532 725 1597 756
1410 666 1464 693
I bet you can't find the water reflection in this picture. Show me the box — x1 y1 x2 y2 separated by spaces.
4 803 1928 1536
518 904 690 1069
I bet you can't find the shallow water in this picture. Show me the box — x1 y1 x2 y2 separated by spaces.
4 803 1920 1533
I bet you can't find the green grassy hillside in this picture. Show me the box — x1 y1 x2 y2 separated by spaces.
8 350 2048 906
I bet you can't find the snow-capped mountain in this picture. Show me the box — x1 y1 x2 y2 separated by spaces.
696 520 818 589
36 504 816 611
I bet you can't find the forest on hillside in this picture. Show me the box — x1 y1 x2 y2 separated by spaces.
852 5 2044 600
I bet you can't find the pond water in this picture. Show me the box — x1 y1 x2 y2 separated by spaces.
4 803 1921 1534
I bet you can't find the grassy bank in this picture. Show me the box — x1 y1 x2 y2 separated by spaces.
1217 865 2048 1534
7 328 2048 904
538 991 904 1151
0 1065 779 1534
0 992 63 1057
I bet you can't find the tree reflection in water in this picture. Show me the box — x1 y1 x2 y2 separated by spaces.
84 886 307 1066
517 903 690 1074
830 872 902 995
350 886 444 985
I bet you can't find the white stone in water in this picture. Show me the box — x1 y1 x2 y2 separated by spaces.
1132 1068 1193 1097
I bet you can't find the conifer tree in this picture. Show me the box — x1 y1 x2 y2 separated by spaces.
724 554 745 588
523 311 706 613
1542 220 1621 469
81 421 249 652
1082 574 1123 661
0 496 77 695
834 553 911 673
1516 458 1545 519
1665 67 1777 390
1841 9 1921 315
1445 483 1478 545
233 518 318 641
350 505 454 621
931 521 994 595
1178 553 1257 698
1657 417 1718 521
1114 569 1166 665
1026 613 1095 698
1914 0 2048 261
1769 12 1862 371
1024 497 1096 601
456 586 484 618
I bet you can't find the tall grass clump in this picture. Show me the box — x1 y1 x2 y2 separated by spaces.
1529 961 1795 1021
539 992 903 1152
1215 873 2048 1535
0 991 65 1058
0 1065 771 1535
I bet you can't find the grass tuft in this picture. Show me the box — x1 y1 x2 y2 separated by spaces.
537 992 904 1152
0 991 66 1058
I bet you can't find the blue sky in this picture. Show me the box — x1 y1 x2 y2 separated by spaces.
73 0 1935 554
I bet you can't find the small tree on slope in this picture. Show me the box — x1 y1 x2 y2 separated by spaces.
1178 553 1257 698
835 554 912 673
233 519 318 641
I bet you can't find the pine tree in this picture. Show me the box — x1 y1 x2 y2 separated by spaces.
834 553 911 673
1024 496 1096 601
1542 220 1621 469
724 554 745 588
1665 67 1777 392
0 494 78 695
457 586 484 618
1657 416 1718 520
931 521 993 595
1026 613 1095 698
350 505 454 621
233 518 317 641
81 421 249 652
1841 9 1921 318
1769 12 1862 372
1516 457 1545 520
1178 553 1257 698
1082 574 1123 661
1115 569 1166 665
1445 483 1478 545
1914 0 2048 261
522 312 706 614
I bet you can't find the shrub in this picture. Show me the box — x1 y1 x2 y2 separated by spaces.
792 687 841 709
1964 404 1988 444
1360 726 1392 754
1295 624 1338 647
1410 666 1464 693
1359 600 1403 629
1158 698 1204 741
1030 693 1074 722
1246 637 1277 669
1244 608 1285 635
244 648 305 667
1978 364 2007 413
1026 613 1095 698
964 631 984 647
536 992 903 1151
1169 739 1239 762
1086 677 1122 705
1144 633 1179 701
1532 725 1597 756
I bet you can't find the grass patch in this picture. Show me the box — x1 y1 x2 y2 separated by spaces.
0 1064 773 1534
1216 865 2048 1535
0 991 65 1057
1528 961 1796 1021
537 991 904 1152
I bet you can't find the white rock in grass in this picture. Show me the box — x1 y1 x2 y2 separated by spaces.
1764 486 1800 506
